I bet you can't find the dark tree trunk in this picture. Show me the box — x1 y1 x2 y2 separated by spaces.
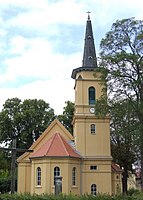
141 152 143 191
10 139 16 194
122 170 128 194
139 89 143 191
138 82 143 191
140 120 143 191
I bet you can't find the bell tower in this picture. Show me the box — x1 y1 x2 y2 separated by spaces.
71 14 111 159
71 14 112 194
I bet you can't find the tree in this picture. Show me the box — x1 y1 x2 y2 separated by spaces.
95 97 139 193
58 101 74 134
96 17 143 190
0 151 10 171
0 172 11 193
0 151 11 193
0 98 55 149
110 99 138 193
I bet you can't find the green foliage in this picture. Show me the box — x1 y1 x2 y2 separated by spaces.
0 176 11 194
110 99 138 168
0 152 10 171
127 188 140 196
0 169 13 194
0 193 143 200
95 97 109 117
99 17 143 102
0 156 11 194
98 17 143 191
0 170 9 179
96 97 139 177
58 101 75 134
0 98 55 149
96 98 139 193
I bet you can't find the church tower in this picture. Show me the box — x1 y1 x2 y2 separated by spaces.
17 14 122 196
71 14 112 194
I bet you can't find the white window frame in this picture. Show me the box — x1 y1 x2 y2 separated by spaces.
54 166 60 185
90 165 97 170
36 167 41 186
91 124 96 134
72 167 76 186
91 184 97 195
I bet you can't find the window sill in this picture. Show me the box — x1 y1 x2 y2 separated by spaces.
71 185 78 189
35 185 42 188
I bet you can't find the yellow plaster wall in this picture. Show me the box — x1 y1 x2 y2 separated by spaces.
73 69 113 195
82 159 112 195
74 117 111 157
29 158 81 195
18 162 31 193
31 159 46 194
68 160 81 195
111 172 122 195
75 71 103 109
73 70 111 157
17 64 121 195
18 157 122 196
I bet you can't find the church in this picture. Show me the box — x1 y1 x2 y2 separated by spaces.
17 14 122 195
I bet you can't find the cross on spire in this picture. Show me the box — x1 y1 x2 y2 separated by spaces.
87 11 91 20
71 11 97 79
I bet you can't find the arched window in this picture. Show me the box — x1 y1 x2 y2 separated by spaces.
72 167 76 186
91 124 96 134
91 184 97 195
54 166 60 185
37 167 41 186
88 87 96 105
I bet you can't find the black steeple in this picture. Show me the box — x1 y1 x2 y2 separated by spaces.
71 13 97 79
82 13 97 68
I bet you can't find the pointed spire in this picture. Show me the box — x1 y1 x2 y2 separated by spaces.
71 13 97 79
82 12 97 68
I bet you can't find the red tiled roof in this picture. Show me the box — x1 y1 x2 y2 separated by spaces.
111 163 123 172
30 132 81 159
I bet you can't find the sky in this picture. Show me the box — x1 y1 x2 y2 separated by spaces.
0 0 142 115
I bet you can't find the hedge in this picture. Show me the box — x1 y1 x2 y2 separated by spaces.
0 193 143 200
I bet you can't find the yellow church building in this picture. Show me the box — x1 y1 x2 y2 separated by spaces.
17 14 122 195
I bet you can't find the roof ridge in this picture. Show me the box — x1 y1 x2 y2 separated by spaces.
45 133 57 156
30 132 81 159
60 134 80 157
58 133 70 156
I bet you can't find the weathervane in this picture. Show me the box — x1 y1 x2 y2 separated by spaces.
87 11 91 20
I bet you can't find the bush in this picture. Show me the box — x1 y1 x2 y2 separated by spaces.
0 177 11 194
127 188 140 196
0 193 143 200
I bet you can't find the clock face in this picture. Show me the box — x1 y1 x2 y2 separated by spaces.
89 107 95 113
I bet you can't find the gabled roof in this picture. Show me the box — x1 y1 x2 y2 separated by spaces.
17 118 74 162
30 132 81 159
111 163 123 173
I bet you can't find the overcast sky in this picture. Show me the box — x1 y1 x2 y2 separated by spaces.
0 0 142 115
